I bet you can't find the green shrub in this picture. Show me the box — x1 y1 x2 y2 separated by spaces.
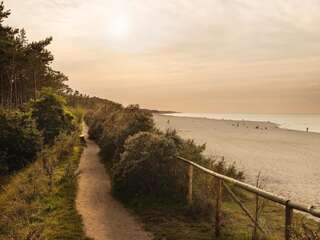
86 106 244 218
0 110 42 172
86 104 154 163
162 129 245 217
31 89 76 144
112 131 178 198
86 104 122 142
108 105 154 161
70 107 84 125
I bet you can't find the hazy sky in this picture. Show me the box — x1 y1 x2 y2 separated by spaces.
4 0 320 113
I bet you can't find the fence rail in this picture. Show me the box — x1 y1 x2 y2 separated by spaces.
177 156 320 239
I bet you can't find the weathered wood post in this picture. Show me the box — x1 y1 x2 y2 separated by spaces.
253 172 262 240
252 193 259 240
285 203 293 240
215 178 223 237
187 164 194 205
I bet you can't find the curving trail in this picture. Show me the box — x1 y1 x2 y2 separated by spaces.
76 126 152 240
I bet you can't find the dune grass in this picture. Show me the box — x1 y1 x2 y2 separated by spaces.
100 155 319 240
0 137 90 240
36 146 90 240
120 190 319 240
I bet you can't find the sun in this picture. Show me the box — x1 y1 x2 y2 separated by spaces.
108 15 130 39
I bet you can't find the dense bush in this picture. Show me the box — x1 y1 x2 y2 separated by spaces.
86 104 245 218
164 128 244 179
105 105 154 161
164 129 245 216
86 104 154 162
0 90 79 174
0 110 42 172
31 89 76 144
112 132 178 198
85 103 122 141
85 102 319 239
109 126 245 217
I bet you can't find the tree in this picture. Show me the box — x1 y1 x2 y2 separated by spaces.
31 89 75 144
0 2 68 108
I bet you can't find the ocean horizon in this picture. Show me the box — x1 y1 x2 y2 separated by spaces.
165 112 320 134
156 113 320 206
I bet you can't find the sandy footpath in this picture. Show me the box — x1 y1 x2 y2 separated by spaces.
76 126 152 240
154 114 320 207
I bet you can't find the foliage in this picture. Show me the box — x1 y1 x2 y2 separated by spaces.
31 89 76 144
0 133 90 240
0 2 68 108
85 101 122 141
86 101 320 239
65 90 115 110
86 106 245 218
112 132 178 198
0 109 42 172
86 104 154 163
291 223 320 240
70 106 84 125
123 198 213 240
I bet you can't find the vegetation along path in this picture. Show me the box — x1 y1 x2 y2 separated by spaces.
76 125 153 240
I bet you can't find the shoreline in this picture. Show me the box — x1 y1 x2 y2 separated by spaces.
163 113 320 135
163 113 320 134
154 114 320 207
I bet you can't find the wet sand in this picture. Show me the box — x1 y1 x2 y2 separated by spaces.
154 114 320 207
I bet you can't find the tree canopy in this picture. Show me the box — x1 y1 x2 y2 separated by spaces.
0 2 68 108
31 89 76 144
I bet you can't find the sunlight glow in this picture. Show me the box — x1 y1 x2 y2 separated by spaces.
108 15 130 39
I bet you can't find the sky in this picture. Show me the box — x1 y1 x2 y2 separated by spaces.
4 0 320 113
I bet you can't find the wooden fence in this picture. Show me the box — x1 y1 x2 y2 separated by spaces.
178 156 320 240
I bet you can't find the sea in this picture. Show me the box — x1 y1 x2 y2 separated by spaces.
165 113 320 133
158 112 320 209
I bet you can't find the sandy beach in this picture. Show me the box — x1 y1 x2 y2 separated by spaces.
154 114 320 207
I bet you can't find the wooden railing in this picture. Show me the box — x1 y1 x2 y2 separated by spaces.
178 156 320 240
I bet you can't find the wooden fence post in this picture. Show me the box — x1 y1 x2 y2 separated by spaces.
177 156 320 239
222 182 266 235
252 193 259 240
187 165 193 205
215 179 223 238
285 204 293 240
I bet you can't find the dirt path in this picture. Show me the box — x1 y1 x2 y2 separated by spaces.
76 126 153 240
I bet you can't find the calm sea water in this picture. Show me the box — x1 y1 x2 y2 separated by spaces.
166 113 320 133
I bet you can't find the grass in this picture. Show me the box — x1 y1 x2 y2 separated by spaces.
98 151 319 240
98 157 319 240
37 146 89 240
0 138 90 239
86 113 320 240
117 178 319 240
122 197 213 240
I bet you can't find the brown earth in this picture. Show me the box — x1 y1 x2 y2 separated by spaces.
76 126 153 240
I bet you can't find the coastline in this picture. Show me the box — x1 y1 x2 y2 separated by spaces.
154 113 320 207
164 113 320 134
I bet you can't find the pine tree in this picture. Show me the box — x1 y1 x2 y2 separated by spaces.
0 2 69 107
